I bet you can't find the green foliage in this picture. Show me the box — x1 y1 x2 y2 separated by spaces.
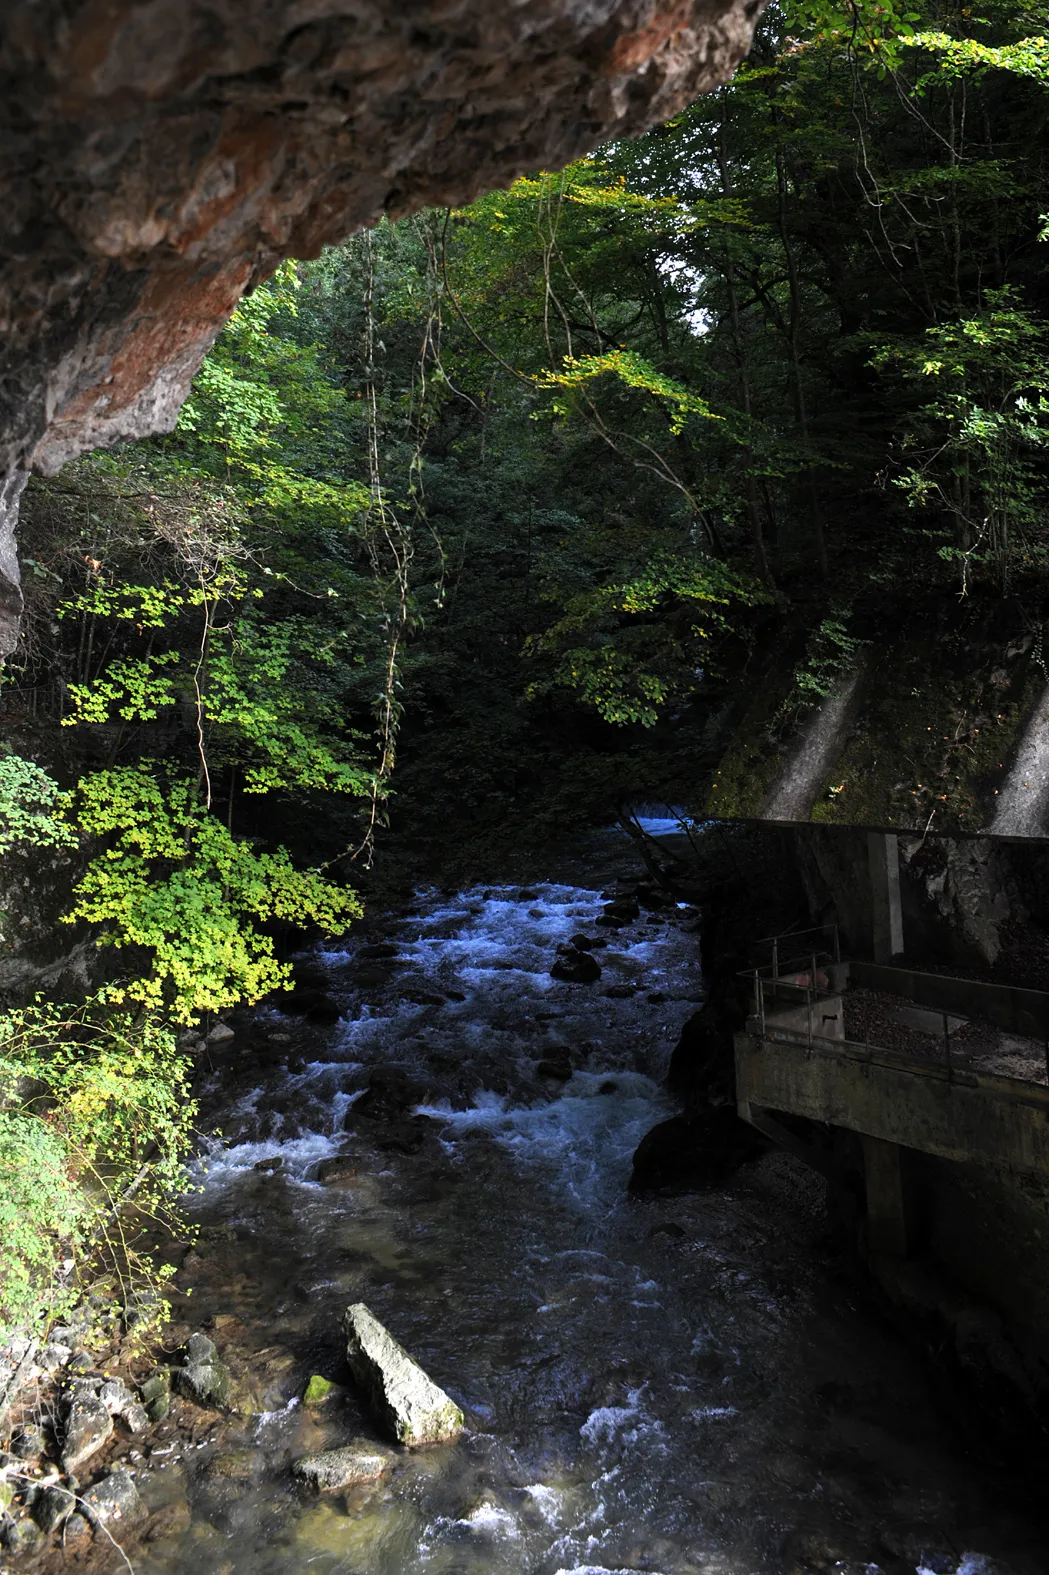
0 754 75 856
538 351 720 436
873 292 1049 589
0 1110 83 1336
527 551 769 725
0 997 195 1340
784 609 864 721
65 769 362 1022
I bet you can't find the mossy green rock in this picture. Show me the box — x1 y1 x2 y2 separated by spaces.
303 1374 338 1405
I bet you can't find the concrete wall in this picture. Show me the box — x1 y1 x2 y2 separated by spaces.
736 1031 1049 1175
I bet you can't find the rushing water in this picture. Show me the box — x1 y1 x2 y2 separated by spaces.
131 882 1043 1575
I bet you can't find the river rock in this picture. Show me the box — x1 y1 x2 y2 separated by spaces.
375 1117 436 1156
176 1336 232 1409
628 1107 767 1194
207 1022 235 1044
10 1422 46 1460
550 949 602 984
569 934 606 951
303 1374 339 1405
347 1068 432 1124
82 1467 145 1528
61 1393 113 1473
537 1058 572 1081
32 1483 77 1534
139 1371 171 1423
205 1448 260 1481
38 1341 73 1374
177 1359 232 1409
292 1441 394 1492
315 1154 360 1185
343 1303 463 1447
3 1516 44 1555
98 1377 135 1416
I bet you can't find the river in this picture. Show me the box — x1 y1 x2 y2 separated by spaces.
130 877 1044 1575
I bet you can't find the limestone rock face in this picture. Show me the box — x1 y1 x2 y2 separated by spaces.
0 0 763 649
343 1302 463 1446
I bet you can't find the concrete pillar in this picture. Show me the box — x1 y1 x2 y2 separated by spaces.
862 1134 909 1257
867 831 904 962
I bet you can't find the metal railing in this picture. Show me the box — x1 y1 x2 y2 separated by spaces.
750 923 840 980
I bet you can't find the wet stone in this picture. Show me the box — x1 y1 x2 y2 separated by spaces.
140 1371 171 1423
61 1393 113 1473
186 1332 217 1364
99 1376 135 1416
10 1422 46 1460
254 1155 283 1172
82 1466 145 1528
303 1374 339 1405
204 1448 259 1481
550 949 602 984
176 1359 232 1410
3 1515 45 1555
315 1153 360 1185
32 1483 77 1534
537 1059 573 1081
292 1441 394 1492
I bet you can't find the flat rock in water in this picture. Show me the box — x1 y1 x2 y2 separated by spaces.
292 1441 394 1491
61 1394 113 1473
343 1303 463 1447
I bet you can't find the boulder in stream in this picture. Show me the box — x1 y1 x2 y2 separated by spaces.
628 1107 767 1193
315 1153 360 1185
343 1303 463 1447
550 948 602 984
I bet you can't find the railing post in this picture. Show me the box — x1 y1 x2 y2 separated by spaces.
772 937 779 981
943 1011 952 1084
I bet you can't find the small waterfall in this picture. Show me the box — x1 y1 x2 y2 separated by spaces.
988 682 1049 836
761 668 861 822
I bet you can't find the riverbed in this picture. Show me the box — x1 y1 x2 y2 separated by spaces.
129 879 1044 1575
